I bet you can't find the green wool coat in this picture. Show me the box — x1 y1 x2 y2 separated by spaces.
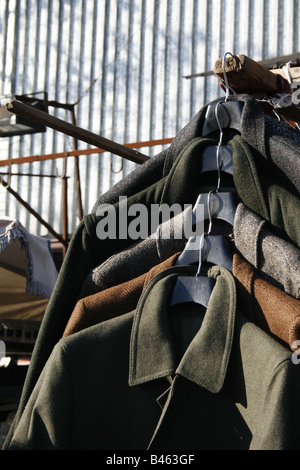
8 266 300 450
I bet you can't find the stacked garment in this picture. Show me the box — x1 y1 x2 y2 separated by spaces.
4 94 300 450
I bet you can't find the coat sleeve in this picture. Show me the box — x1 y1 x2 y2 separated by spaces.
8 343 73 450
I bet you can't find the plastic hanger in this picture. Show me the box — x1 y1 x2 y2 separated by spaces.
192 65 238 234
176 190 234 271
202 52 243 137
170 66 237 307
176 234 233 271
202 100 243 136
169 269 215 308
203 94 235 188
182 188 236 268
170 182 234 306
200 144 233 175
192 191 237 227
170 233 216 308
170 191 233 308
176 82 236 271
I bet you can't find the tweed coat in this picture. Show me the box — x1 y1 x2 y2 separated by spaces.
233 253 300 351
63 252 179 337
234 203 300 299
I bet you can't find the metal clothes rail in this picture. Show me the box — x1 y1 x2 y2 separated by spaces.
0 138 173 168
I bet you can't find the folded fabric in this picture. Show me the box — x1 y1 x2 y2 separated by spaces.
233 203 300 299
233 253 300 352
0 217 58 299
63 252 180 337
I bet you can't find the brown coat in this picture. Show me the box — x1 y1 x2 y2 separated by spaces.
233 253 300 351
63 252 180 337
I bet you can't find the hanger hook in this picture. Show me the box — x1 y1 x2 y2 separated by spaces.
222 51 237 102
111 157 124 174
1 161 12 188
214 101 224 191
206 190 214 235
196 232 206 277
7 160 12 188
56 152 68 179
196 189 215 277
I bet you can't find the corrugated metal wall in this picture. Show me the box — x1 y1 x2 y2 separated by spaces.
0 0 299 237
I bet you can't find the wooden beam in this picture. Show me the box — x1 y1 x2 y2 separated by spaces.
6 100 150 165
214 53 300 123
214 54 278 94
270 66 300 82
214 54 300 92
185 52 300 80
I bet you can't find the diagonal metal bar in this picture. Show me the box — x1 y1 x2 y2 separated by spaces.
0 176 67 247
6 100 150 165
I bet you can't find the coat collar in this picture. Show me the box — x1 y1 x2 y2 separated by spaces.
129 264 236 393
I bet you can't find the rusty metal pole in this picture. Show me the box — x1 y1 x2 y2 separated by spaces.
69 106 84 221
62 175 68 257
56 154 69 258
